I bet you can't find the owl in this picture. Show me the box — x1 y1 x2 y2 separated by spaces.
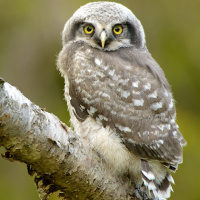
57 2 186 200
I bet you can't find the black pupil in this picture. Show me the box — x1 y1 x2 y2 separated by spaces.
115 27 120 32
87 26 92 32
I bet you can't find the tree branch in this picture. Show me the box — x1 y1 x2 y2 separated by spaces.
0 78 138 200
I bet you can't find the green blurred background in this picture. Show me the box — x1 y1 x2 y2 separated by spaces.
0 0 199 199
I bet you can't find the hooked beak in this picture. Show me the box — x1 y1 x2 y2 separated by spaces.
100 30 107 48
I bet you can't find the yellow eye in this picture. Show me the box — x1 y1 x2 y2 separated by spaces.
113 25 123 35
84 25 94 34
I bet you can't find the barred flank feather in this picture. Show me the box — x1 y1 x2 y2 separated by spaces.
141 160 174 200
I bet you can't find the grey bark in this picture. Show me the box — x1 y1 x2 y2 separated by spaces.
0 78 138 200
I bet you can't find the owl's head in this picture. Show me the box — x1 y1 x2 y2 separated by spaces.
62 2 146 51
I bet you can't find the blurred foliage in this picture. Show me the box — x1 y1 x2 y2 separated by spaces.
0 0 199 199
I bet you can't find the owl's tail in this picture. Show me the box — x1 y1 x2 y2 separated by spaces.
140 160 174 200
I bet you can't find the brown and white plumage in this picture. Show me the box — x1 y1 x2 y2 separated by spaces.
57 2 186 199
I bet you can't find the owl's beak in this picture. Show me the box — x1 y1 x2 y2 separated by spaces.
100 30 107 48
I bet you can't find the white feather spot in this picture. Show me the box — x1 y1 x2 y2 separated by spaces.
155 112 167 119
95 58 101 66
102 92 110 98
75 78 82 84
95 116 102 124
142 179 149 188
148 181 157 191
169 99 174 109
137 132 141 137
113 74 120 81
116 88 121 92
119 78 129 85
119 113 127 118
105 104 111 110
86 49 91 54
111 110 117 115
164 90 169 97
127 138 135 144
157 185 172 199
132 81 139 88
87 69 92 73
156 143 160 148
87 106 97 115
172 124 179 129
158 125 164 131
166 124 171 130
80 104 85 111
108 69 115 76
134 99 144 106
148 90 157 98
164 118 169 122
82 89 92 98
158 139 164 144
151 125 155 129
143 131 149 136
108 82 115 87
82 97 90 104
142 170 155 180
150 102 163 111
96 71 105 78
115 124 131 133
121 90 130 98
172 131 178 138
170 119 175 124
103 65 108 70
124 64 132 70
135 91 142 95
143 82 151 91
98 114 109 121
167 173 175 184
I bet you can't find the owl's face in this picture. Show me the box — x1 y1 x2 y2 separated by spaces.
62 2 146 51
74 20 133 51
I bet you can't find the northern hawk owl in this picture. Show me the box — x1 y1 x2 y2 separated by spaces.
57 2 186 199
